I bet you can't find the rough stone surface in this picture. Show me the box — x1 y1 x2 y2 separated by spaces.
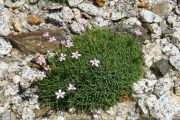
153 78 173 97
78 3 100 16
68 0 83 7
169 54 180 71
139 9 161 23
60 7 74 22
150 59 170 78
0 37 12 57
0 16 10 36
0 62 9 80
5 29 67 54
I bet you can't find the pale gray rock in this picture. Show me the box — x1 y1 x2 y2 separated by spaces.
139 9 161 23
4 0 13 8
125 17 142 26
4 84 19 96
169 53 180 71
133 79 157 94
8 62 20 73
22 107 35 120
151 23 162 36
0 16 10 36
138 94 157 114
111 11 125 21
162 42 179 56
153 78 173 97
150 95 180 120
78 3 100 16
60 7 74 22
68 0 83 7
93 17 111 27
37 0 62 10
1 111 11 120
11 95 22 104
138 94 180 120
70 21 81 34
0 62 9 80
0 107 5 114
0 38 12 57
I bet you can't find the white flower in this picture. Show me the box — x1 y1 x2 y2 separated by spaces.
49 36 57 42
44 65 51 71
55 90 65 99
37 71 46 80
26 74 37 81
66 40 73 48
68 84 76 91
36 55 46 65
90 58 100 67
42 32 49 37
60 40 66 45
58 53 66 62
72 51 81 59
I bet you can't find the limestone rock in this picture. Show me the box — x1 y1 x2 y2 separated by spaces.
70 21 81 34
0 16 10 36
92 17 111 27
60 7 74 22
162 42 179 56
37 0 62 10
68 0 83 7
22 107 35 120
0 62 9 80
0 37 12 57
133 79 157 94
5 29 67 54
78 3 100 16
139 9 161 23
153 78 173 97
151 23 162 36
169 54 180 71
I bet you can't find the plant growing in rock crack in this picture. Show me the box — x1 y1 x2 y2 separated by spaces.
35 28 144 111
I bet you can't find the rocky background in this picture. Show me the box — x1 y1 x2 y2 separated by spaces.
0 0 180 120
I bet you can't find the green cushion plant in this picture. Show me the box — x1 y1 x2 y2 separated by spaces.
36 28 144 111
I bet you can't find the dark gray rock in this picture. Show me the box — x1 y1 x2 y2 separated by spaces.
150 59 170 78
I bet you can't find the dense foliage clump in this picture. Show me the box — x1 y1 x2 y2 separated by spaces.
36 29 144 111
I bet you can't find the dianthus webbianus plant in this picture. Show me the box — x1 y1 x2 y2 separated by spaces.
36 28 144 111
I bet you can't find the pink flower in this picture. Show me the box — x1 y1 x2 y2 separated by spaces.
55 90 65 99
78 19 88 31
44 65 51 71
133 28 142 36
36 55 46 65
49 36 57 42
66 40 73 48
42 32 49 37
72 51 81 59
58 53 66 62
26 74 36 81
90 58 100 67
60 40 66 45
37 71 46 80
68 84 76 91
